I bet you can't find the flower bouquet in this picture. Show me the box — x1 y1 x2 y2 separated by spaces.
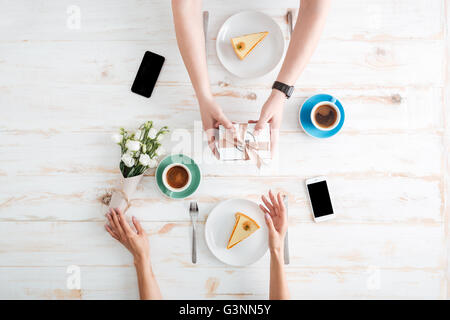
109 121 169 212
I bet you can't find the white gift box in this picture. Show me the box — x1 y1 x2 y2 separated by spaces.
218 123 271 161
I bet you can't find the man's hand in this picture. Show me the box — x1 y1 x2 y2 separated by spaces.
105 208 149 263
253 89 286 157
199 97 233 159
259 190 288 255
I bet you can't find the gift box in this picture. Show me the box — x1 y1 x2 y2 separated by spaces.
218 123 271 165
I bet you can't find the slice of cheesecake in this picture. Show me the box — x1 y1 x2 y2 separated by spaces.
230 31 269 60
227 212 260 249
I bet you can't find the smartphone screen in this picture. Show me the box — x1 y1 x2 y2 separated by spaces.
131 51 165 98
307 180 334 218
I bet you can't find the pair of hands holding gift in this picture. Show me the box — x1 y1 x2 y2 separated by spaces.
172 0 331 160
200 88 285 159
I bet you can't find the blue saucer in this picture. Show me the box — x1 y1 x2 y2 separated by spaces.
299 94 345 138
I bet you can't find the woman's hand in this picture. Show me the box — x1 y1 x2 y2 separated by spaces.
105 208 150 263
199 97 233 158
105 208 162 299
259 190 288 255
253 90 286 157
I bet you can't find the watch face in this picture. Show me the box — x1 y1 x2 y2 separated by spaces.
287 86 294 97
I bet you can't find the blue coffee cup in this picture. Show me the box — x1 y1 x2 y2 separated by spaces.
298 94 345 138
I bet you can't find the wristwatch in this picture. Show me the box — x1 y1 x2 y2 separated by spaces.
272 81 294 99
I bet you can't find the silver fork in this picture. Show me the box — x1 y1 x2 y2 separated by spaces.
189 201 199 264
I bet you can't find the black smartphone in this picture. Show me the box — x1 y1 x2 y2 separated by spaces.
305 176 336 222
131 51 165 98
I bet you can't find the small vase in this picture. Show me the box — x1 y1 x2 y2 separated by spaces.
108 174 144 213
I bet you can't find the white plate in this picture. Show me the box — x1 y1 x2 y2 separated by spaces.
205 198 269 266
216 11 285 78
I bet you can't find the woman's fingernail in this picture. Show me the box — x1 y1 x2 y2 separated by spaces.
265 213 270 220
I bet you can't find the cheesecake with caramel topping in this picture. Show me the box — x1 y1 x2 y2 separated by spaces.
230 31 268 60
227 212 260 249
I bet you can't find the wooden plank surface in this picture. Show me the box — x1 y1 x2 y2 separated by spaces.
0 0 448 299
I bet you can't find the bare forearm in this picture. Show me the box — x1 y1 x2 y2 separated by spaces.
134 258 162 300
276 0 331 86
269 250 290 300
171 0 212 102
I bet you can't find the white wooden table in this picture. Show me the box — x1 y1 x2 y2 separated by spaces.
0 0 449 299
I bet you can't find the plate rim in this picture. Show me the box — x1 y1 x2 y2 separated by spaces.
215 10 285 79
155 154 202 200
204 198 268 266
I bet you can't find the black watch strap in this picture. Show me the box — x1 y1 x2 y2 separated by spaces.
272 81 294 99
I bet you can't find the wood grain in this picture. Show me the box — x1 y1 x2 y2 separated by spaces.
0 175 442 224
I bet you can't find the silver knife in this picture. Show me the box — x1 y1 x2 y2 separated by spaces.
203 11 209 57
283 195 290 264
287 10 294 37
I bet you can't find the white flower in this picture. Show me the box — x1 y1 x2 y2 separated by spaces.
134 130 142 140
121 152 135 168
125 140 140 152
148 128 157 139
112 134 122 144
148 158 158 168
139 154 151 166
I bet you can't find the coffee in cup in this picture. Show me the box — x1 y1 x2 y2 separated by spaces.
162 163 191 192
310 101 340 131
